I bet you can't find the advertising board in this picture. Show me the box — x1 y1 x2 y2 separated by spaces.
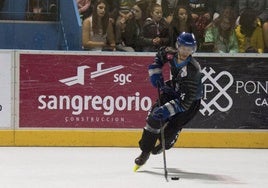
19 53 158 128
19 53 268 129
187 56 268 129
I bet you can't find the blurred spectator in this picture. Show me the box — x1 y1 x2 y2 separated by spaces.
116 1 148 51
238 0 268 52
116 0 136 22
105 0 120 24
211 0 239 20
76 0 91 21
82 0 115 51
77 0 120 23
202 7 238 53
187 0 214 48
134 0 150 21
140 3 169 52
169 5 196 48
26 0 58 21
161 0 177 23
161 0 188 23
114 0 136 49
235 8 265 53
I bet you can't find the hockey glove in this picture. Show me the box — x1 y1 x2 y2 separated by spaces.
148 64 164 88
149 73 164 88
152 99 186 121
151 105 170 121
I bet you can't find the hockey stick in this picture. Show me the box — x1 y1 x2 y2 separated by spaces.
157 83 168 182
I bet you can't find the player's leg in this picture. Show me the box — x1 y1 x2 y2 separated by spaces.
135 94 173 166
152 99 201 154
151 123 182 155
135 116 162 166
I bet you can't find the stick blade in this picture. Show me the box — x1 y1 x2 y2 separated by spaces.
164 171 169 182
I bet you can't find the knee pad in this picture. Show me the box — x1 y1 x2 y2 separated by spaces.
146 114 162 130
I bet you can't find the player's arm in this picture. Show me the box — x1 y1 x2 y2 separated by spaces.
148 47 175 88
152 67 203 121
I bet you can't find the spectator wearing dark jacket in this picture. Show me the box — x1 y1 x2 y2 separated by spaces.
140 3 170 52
116 1 148 52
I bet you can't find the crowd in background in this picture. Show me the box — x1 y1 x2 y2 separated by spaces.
79 0 268 53
0 0 268 53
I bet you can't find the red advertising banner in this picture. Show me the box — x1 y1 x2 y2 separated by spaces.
18 53 268 129
19 53 163 128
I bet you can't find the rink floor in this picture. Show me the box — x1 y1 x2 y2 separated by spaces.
0 147 267 188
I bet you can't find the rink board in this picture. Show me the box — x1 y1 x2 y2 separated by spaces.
0 129 268 148
0 50 267 148
1 129 268 148
17 51 268 129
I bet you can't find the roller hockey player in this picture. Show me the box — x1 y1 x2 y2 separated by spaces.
134 32 203 170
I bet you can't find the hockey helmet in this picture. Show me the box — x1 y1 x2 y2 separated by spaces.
176 32 197 53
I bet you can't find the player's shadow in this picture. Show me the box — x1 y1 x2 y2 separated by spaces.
137 167 241 184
